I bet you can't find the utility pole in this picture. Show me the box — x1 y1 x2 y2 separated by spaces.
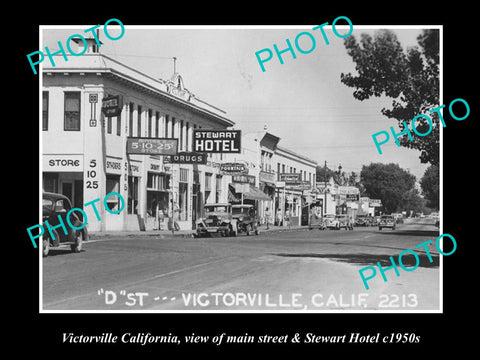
324 161 327 215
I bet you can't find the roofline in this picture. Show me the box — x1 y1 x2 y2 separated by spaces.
275 145 318 166
42 54 235 128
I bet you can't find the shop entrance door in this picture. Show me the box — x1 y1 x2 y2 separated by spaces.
61 181 73 204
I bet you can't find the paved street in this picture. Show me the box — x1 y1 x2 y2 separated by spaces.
42 219 440 312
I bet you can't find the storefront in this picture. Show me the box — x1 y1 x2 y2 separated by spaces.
42 155 84 211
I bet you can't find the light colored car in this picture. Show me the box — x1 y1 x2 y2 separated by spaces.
324 214 340 230
378 215 396 230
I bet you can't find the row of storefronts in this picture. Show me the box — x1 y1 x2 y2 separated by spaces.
41 41 318 231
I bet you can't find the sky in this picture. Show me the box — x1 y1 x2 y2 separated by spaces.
42 24 439 182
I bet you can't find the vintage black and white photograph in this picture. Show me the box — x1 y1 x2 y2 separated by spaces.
37 23 443 313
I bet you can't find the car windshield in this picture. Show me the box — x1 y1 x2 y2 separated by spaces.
232 207 249 215
381 216 393 220
205 206 228 213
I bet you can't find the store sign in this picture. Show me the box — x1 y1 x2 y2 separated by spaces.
220 162 247 175
166 152 207 164
289 181 311 190
259 171 276 184
43 154 83 172
279 173 301 184
101 95 123 117
127 138 178 155
338 186 360 195
193 130 241 153
346 194 359 201
106 158 122 175
370 199 382 207
232 174 256 185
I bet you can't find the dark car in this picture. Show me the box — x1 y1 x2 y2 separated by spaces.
195 203 238 237
354 215 368 227
378 215 396 230
42 192 88 257
232 204 259 235
309 209 325 230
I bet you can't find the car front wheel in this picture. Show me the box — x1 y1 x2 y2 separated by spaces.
43 236 50 257
71 230 84 253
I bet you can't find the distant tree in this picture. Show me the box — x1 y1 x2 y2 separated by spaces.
400 188 425 214
360 163 416 213
420 164 439 209
341 29 440 167
316 165 336 185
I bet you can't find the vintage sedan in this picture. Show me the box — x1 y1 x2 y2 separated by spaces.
195 203 238 237
354 215 368 227
324 214 339 230
336 214 354 230
378 215 396 230
232 204 259 235
42 192 88 257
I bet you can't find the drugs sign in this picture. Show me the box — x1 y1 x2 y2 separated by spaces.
193 130 241 153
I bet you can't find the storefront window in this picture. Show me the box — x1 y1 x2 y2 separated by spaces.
179 168 189 221
216 175 222 203
106 175 120 211
43 173 58 193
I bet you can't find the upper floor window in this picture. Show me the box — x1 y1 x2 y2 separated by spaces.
129 102 134 137
64 92 81 131
42 91 49 131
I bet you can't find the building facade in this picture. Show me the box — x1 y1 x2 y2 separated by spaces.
42 43 235 232
274 146 317 226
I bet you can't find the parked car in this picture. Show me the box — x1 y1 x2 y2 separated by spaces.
42 192 88 257
195 203 238 237
232 204 259 235
392 213 404 224
324 214 339 230
309 210 326 230
336 214 354 230
354 215 368 227
378 215 396 230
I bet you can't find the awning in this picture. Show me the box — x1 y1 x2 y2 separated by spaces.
243 185 272 201
228 184 272 202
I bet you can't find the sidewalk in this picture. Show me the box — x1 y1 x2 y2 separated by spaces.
88 224 310 240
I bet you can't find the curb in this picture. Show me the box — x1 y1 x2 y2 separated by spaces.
88 226 311 240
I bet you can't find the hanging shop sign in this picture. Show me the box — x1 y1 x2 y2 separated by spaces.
346 194 359 201
370 199 382 207
126 137 178 155
165 152 207 164
193 130 241 153
232 174 256 185
101 95 123 117
220 162 248 175
279 173 301 184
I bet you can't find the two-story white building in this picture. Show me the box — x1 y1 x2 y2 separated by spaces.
42 40 235 232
